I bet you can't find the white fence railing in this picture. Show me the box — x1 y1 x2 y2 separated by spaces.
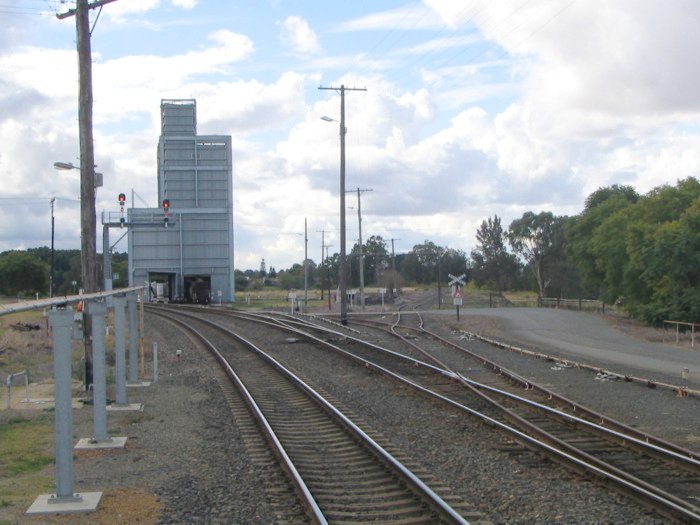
663 320 698 349
539 297 607 312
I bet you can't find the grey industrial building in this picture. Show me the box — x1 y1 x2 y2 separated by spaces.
126 99 235 302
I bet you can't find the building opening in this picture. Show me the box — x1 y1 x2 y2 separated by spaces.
148 272 175 303
184 275 211 304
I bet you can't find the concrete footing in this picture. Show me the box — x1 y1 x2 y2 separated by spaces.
26 491 102 515
75 436 128 450
127 381 152 388
106 402 143 412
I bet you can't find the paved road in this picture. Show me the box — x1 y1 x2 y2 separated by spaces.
431 307 700 387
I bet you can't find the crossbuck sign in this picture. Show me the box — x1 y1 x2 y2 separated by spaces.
448 273 466 287
448 273 466 319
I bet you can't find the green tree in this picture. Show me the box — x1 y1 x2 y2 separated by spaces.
565 185 638 297
363 235 389 285
470 216 519 292
278 263 305 290
234 269 249 291
623 179 700 321
0 251 49 296
508 211 566 297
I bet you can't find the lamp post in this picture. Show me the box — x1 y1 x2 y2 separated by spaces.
321 113 348 323
53 161 104 291
54 160 103 389
50 198 55 298
319 84 366 325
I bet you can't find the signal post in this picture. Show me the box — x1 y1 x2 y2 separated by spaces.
449 273 466 321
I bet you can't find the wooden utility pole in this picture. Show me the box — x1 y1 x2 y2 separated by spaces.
304 218 308 308
348 187 372 310
58 0 118 388
318 229 328 301
390 238 400 296
318 84 366 325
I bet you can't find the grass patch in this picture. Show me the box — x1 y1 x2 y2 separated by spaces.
502 290 539 305
0 414 54 521
235 288 324 309
0 416 54 476
0 309 84 384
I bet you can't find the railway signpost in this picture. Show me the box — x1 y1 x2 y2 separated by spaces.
448 274 466 320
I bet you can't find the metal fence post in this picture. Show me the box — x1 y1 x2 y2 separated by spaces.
89 302 109 442
112 296 127 405
127 293 138 383
152 342 158 383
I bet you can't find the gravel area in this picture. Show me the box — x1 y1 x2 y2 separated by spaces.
424 313 700 451
9 305 697 524
15 314 292 525
221 314 667 524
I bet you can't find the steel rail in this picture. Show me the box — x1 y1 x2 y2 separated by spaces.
214 308 700 523
148 306 471 525
148 309 327 525
388 303 700 461
359 313 700 471
420 323 700 464
369 311 700 466
467 330 700 398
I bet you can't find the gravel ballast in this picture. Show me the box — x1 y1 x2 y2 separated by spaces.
12 307 697 524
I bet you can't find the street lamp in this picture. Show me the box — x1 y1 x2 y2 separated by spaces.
321 114 348 324
319 84 366 324
50 198 55 298
54 162 103 188
54 159 103 390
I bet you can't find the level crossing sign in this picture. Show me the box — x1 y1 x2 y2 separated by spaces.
448 273 466 287
448 274 466 319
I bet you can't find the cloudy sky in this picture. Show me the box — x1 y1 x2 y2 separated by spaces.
1 0 699 271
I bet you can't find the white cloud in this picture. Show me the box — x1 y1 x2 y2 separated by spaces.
280 16 320 55
104 0 161 18
171 0 198 8
336 5 444 32
2 1 700 271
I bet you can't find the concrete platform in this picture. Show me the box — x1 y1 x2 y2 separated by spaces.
75 436 128 449
26 491 102 515
106 402 143 412
127 380 152 388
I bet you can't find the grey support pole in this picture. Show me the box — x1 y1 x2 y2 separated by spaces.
108 295 142 412
50 308 80 501
127 293 138 383
89 302 109 442
27 307 102 515
74 302 128 450
152 342 158 383
113 296 127 405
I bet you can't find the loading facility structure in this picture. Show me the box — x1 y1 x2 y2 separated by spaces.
127 99 235 303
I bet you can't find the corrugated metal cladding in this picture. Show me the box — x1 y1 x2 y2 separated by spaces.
128 99 235 302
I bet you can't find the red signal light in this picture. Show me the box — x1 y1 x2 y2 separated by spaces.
118 193 126 205
162 199 170 210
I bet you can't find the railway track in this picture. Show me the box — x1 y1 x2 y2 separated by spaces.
364 308 700 522
164 305 700 523
147 306 478 525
